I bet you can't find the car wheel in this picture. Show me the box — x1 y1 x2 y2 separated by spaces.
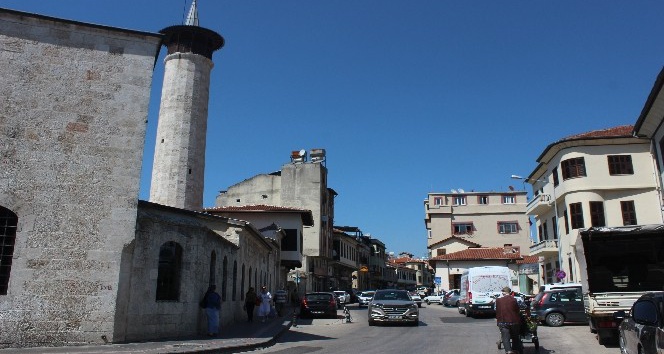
368 320 375 326
545 312 565 327
426 300 430 305
417 303 422 308
465 308 471 317
458 306 464 314
454 300 459 307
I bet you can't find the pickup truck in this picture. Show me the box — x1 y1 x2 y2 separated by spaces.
578 224 664 345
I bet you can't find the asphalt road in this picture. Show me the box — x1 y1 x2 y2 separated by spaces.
240 303 622 354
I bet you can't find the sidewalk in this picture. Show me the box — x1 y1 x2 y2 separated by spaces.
0 309 296 354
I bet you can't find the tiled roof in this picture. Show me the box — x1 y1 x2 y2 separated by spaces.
559 125 634 142
428 236 482 249
516 255 539 264
205 205 310 212
429 247 522 261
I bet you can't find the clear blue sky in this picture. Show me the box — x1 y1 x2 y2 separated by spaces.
6 1 664 258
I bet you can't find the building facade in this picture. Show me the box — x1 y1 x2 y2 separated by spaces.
525 125 663 285
424 190 531 258
215 150 336 293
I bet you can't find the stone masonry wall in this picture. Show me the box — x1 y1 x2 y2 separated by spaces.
0 9 161 348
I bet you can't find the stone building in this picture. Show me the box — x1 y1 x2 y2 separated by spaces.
0 4 279 349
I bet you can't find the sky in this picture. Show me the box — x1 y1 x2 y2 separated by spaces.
5 1 664 258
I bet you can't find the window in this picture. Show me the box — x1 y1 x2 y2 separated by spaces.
542 221 549 240
552 217 558 240
436 248 447 256
433 197 443 206
478 195 489 205
608 155 634 175
498 222 519 234
569 203 585 229
502 195 516 204
453 223 474 235
232 261 238 301
156 241 182 301
0 206 18 295
453 195 466 206
222 256 228 301
282 229 298 251
563 210 570 234
538 224 543 241
589 201 606 227
561 157 586 180
552 168 559 187
621 201 638 226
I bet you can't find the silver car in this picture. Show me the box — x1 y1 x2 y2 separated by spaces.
358 291 375 307
368 289 419 326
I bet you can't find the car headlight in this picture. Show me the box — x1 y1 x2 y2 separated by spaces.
409 303 418 310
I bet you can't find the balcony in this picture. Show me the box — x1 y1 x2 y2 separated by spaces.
525 194 553 216
529 240 559 257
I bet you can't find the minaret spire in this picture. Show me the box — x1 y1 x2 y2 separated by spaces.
185 0 199 26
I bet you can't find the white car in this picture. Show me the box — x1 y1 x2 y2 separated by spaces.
423 292 445 305
358 291 375 307
409 293 423 307
333 291 350 304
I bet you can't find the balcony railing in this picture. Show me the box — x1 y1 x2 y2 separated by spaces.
525 193 553 216
529 240 558 255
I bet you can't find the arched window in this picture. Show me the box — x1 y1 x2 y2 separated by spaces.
0 206 18 295
232 261 237 301
209 251 216 285
156 241 183 301
222 256 228 301
241 264 246 300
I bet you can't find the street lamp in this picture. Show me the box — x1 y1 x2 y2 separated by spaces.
511 174 565 283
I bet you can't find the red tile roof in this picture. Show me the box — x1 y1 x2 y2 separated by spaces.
206 205 310 212
516 255 539 264
559 125 634 142
429 247 522 261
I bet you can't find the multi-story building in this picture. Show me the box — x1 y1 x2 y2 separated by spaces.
391 255 434 290
524 125 663 285
203 205 314 293
634 66 664 216
424 190 531 258
216 149 336 293
332 228 361 291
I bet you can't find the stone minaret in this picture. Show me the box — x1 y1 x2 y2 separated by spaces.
149 0 224 210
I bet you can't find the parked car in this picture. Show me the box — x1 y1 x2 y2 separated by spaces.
615 291 664 353
423 292 445 305
333 291 350 304
300 292 338 318
530 287 586 327
368 289 419 326
358 291 375 307
409 292 423 307
443 289 461 307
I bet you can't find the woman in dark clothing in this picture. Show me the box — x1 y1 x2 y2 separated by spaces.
244 287 258 322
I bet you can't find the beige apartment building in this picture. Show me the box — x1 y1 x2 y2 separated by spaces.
424 190 531 257
525 125 663 285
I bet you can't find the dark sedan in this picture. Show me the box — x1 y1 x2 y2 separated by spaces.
530 288 586 327
300 292 338 318
615 291 664 354
368 289 419 326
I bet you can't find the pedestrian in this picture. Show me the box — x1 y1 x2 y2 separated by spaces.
244 287 257 322
257 285 272 322
274 287 287 317
201 285 221 336
495 286 523 354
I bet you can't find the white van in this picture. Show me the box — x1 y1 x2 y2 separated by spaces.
539 282 582 293
458 266 512 317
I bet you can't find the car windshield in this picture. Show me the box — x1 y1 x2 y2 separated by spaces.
334 291 345 295
361 292 374 297
374 291 411 301
305 294 332 301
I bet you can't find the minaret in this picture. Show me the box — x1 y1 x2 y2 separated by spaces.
149 0 224 210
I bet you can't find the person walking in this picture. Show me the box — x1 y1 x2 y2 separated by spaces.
257 285 272 322
495 286 523 354
274 288 288 317
201 285 221 336
244 287 258 322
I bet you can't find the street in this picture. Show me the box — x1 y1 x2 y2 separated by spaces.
241 303 621 354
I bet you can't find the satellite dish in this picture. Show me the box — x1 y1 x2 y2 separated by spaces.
458 189 465 193
299 149 306 156
451 189 458 193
